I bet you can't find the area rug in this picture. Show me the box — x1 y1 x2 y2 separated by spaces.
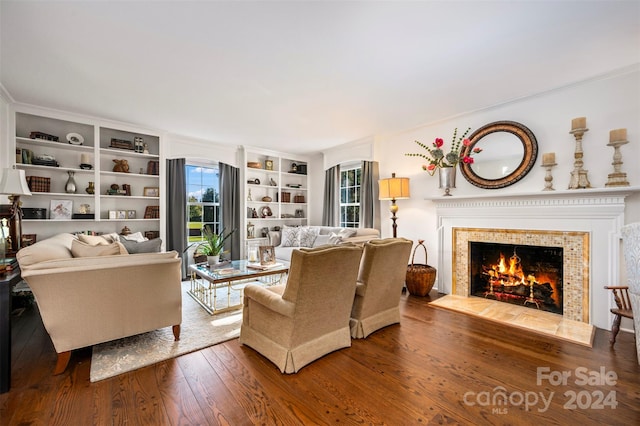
429 295 594 347
90 280 244 382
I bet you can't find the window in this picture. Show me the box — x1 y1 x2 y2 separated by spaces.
339 166 361 228
186 164 220 243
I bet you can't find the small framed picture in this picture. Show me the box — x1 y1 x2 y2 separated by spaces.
50 200 72 220
265 159 274 170
117 210 126 219
127 210 136 219
109 210 117 219
143 187 159 197
259 245 276 266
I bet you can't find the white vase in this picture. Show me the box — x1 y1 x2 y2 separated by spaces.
65 171 77 194
207 255 220 266
438 167 457 196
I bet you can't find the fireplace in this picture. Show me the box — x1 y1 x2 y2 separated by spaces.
431 189 637 330
469 241 563 315
452 227 589 323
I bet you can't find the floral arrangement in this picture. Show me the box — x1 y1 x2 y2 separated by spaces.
406 127 482 175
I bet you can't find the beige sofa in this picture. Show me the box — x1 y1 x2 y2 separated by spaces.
269 226 380 262
16 233 183 374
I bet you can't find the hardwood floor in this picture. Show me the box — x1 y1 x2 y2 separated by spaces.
1 293 639 425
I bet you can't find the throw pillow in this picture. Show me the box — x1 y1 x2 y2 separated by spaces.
281 226 300 247
299 227 318 248
328 232 343 245
105 232 120 242
338 228 357 239
78 234 111 246
120 238 162 254
313 234 332 247
71 240 128 257
121 231 147 242
268 231 282 247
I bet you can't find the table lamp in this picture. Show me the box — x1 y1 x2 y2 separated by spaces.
0 167 32 253
378 173 410 238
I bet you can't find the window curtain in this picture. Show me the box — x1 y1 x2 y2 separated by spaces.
359 161 381 230
165 158 187 278
220 162 241 260
322 165 340 226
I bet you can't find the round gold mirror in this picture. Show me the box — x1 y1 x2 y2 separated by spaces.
460 121 538 189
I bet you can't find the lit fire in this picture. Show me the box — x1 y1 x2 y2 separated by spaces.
482 251 560 307
485 252 530 286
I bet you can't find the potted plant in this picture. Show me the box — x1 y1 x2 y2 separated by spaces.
194 227 236 265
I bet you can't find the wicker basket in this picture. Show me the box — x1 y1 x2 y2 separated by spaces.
406 240 437 296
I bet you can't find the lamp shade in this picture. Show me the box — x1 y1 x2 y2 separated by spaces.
0 168 32 196
379 173 410 200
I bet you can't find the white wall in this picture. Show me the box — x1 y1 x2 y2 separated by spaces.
323 136 375 169
374 66 640 307
164 133 239 167
0 86 13 204
306 152 325 225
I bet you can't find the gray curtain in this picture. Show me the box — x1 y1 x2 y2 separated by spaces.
220 162 241 260
322 165 340 226
360 161 381 230
165 158 187 278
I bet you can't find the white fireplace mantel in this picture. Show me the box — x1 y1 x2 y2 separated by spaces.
431 186 640 330
429 186 639 205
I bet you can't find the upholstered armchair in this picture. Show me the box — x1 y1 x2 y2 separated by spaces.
350 238 413 339
621 222 640 364
239 244 363 373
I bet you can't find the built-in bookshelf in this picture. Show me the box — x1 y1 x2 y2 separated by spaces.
12 108 163 242
242 148 310 257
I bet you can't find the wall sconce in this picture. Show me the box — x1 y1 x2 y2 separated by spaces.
378 173 410 238
0 167 32 253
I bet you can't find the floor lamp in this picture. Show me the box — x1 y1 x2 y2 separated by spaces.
0 167 32 253
378 173 410 238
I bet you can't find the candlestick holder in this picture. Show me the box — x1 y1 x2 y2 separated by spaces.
541 163 557 191
568 127 591 189
605 139 630 187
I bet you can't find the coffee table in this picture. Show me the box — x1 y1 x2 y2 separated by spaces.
188 260 289 315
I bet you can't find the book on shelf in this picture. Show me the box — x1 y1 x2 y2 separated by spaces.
144 205 160 219
147 160 159 175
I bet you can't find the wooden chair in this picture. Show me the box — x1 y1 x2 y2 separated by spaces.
604 285 633 346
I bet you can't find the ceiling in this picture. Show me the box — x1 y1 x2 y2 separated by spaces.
1 1 639 155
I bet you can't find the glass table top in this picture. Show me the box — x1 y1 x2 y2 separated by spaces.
189 259 289 282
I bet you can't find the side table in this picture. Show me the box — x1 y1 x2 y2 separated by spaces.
1 268 21 394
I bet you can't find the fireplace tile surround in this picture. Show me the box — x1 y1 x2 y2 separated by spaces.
454 228 588 322
431 187 640 330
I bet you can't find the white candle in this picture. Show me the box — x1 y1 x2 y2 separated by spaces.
0 218 9 240
81 153 90 164
571 117 586 131
248 249 258 262
609 128 627 142
542 152 556 165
